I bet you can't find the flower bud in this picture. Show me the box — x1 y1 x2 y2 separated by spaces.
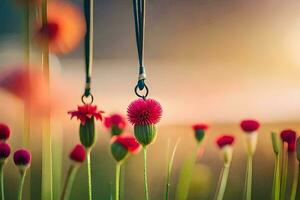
13 149 31 169
111 142 129 162
79 117 96 148
104 114 127 136
271 132 280 155
0 124 10 141
281 129 297 152
296 137 300 161
216 135 235 166
69 144 86 163
192 124 208 143
134 124 157 146
0 143 10 163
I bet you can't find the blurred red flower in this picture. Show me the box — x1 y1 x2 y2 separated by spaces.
240 119 260 133
216 135 235 149
111 134 141 154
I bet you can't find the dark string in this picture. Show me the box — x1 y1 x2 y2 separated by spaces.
133 0 148 98
83 0 93 104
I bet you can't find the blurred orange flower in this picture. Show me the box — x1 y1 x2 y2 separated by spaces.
35 1 86 54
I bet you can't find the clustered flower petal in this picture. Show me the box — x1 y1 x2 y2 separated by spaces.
13 149 31 166
192 123 209 131
281 129 297 152
104 113 127 129
127 98 162 125
216 135 235 149
240 119 260 133
0 143 10 160
0 123 10 141
69 144 86 163
111 135 141 154
68 104 104 125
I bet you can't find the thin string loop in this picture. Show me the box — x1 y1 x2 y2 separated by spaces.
83 0 94 99
133 0 148 94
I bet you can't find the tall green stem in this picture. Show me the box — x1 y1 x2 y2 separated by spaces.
165 139 180 200
60 165 79 200
87 150 93 200
245 155 253 200
272 155 280 200
214 164 230 200
115 163 121 200
291 155 298 200
143 147 149 200
17 170 27 200
41 0 52 199
0 164 4 200
280 143 288 200
295 163 300 200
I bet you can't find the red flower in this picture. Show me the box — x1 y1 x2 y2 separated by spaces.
68 104 104 125
281 129 297 152
240 119 260 133
192 123 209 131
69 144 86 163
216 135 235 148
13 149 31 166
111 135 141 154
104 113 127 129
0 123 10 141
127 98 162 125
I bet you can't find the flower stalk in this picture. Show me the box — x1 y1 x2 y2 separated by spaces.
143 147 149 200
60 165 79 200
214 163 231 200
115 163 121 200
86 149 93 200
280 143 288 200
0 163 4 200
245 155 253 200
17 170 27 200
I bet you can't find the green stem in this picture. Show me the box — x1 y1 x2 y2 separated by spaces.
87 150 93 200
115 163 121 200
143 147 149 200
291 156 298 200
245 155 253 200
272 155 280 200
295 163 300 200
214 163 230 200
165 139 180 200
60 165 79 200
17 170 27 200
0 164 4 200
41 0 52 199
280 143 288 200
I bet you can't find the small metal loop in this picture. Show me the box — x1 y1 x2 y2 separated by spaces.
81 93 94 104
135 84 149 99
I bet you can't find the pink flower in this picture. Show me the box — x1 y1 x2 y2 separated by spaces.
111 135 141 154
240 119 260 133
13 149 31 166
127 98 162 125
0 143 10 160
69 144 86 163
192 123 209 131
68 104 104 125
104 113 127 129
216 135 235 148
0 123 10 141
281 129 297 152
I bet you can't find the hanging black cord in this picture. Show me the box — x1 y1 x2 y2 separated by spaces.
133 0 149 98
82 0 94 104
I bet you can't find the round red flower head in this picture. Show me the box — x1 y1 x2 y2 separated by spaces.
13 149 31 168
127 98 162 146
111 135 141 162
0 123 10 141
240 119 260 133
281 129 297 152
0 143 11 162
104 113 127 136
69 144 86 163
216 135 235 149
68 104 104 148
192 123 209 143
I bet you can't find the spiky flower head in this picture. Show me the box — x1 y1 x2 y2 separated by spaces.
192 123 209 143
127 98 162 146
104 113 127 136
69 144 86 163
110 135 141 162
0 143 10 163
0 123 10 141
13 149 31 168
281 129 297 152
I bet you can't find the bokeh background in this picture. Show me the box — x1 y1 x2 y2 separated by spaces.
1 0 300 199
